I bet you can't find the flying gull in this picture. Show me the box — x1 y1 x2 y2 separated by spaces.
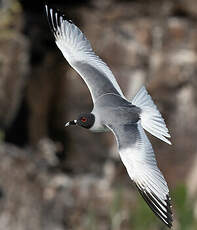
45 5 173 228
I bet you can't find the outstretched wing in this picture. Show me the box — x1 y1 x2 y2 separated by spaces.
45 5 124 103
107 122 173 228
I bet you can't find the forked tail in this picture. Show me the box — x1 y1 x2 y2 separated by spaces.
132 86 171 145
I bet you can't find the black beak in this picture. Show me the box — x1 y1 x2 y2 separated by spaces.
65 120 77 127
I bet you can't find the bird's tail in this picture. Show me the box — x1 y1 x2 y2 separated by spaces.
132 86 171 145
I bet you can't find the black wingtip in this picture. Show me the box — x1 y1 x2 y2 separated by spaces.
45 4 55 33
45 4 73 28
45 4 75 41
136 185 173 228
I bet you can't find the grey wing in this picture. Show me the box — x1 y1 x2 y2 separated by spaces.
107 122 173 228
45 6 124 103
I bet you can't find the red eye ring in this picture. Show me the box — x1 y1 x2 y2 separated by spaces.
81 117 87 123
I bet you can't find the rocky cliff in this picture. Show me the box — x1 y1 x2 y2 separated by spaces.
0 0 197 229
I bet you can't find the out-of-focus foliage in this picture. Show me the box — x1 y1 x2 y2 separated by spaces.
172 184 197 230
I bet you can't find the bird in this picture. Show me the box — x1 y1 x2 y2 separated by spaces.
45 5 173 228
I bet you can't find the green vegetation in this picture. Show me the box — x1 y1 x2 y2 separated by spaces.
172 184 197 230
84 184 197 230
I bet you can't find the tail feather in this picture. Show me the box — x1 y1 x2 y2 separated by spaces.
132 86 171 145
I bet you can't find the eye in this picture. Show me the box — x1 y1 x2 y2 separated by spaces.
81 117 87 123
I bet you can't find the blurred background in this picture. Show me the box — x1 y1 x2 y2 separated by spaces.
0 0 197 229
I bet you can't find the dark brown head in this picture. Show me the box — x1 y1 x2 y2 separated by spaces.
65 113 95 129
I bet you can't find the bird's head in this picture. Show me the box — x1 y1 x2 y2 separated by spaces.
65 113 95 129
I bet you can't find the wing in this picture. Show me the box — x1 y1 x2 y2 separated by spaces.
107 122 173 228
45 5 125 103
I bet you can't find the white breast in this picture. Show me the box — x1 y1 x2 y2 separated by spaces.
89 111 109 132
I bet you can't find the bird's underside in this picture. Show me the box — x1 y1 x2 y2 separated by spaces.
45 5 173 228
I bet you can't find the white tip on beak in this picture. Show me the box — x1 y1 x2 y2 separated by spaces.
65 120 77 127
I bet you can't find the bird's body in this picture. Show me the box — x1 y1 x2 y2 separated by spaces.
91 93 140 132
45 5 173 228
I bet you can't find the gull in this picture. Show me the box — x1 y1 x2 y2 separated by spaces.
45 5 173 228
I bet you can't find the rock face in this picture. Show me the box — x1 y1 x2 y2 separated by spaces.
1 0 197 229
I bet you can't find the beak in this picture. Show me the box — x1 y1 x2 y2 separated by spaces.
65 120 77 127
